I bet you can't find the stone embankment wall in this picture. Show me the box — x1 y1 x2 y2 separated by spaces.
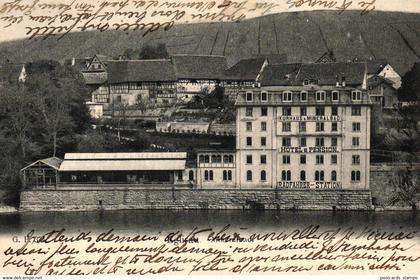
20 188 372 211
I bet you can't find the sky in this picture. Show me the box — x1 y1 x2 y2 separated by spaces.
0 0 420 42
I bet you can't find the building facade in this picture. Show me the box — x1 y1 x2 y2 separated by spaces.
235 62 371 190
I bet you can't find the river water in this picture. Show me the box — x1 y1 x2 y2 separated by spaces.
0 210 419 234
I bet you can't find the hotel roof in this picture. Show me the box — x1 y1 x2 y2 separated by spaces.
260 62 367 86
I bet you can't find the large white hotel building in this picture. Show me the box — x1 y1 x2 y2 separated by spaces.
235 62 371 190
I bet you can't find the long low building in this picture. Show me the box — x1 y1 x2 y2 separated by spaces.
21 152 189 187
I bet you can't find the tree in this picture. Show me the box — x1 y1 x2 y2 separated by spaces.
24 61 91 157
398 62 420 102
389 102 420 210
139 43 169 60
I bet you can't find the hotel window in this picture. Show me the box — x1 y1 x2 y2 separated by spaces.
247 170 253 181
204 155 210 163
261 91 268 102
246 91 253 102
246 122 252 131
282 170 291 181
205 170 213 181
352 137 360 147
223 170 227 181
228 170 232 181
300 171 306 181
300 107 307 116
352 91 362 101
282 107 292 116
316 137 325 147
282 122 291 132
282 137 291 147
332 122 338 132
246 137 252 146
351 171 361 182
331 106 338 116
261 122 267 131
283 155 291 164
316 122 324 132
223 155 229 163
316 91 326 101
331 171 337 181
261 107 268 116
316 107 325 116
315 171 324 181
189 170 194 181
261 170 267 182
261 137 267 147
352 155 360 165
304 79 309 86
301 91 308 102
331 155 338 164
332 91 339 101
211 155 222 163
316 155 324 165
223 170 232 181
299 122 306 132
260 155 267 164
352 122 361 132
246 107 253 117
283 91 292 102
352 106 361 116
246 155 253 164
300 155 306 164
300 137 307 147
331 137 338 147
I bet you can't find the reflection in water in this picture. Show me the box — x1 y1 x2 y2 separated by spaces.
0 210 418 234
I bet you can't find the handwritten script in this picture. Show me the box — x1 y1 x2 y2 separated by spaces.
0 0 376 40
1 224 419 275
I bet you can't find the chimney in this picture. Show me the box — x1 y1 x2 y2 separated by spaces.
341 76 346 87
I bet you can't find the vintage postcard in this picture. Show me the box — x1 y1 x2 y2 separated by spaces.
0 0 419 277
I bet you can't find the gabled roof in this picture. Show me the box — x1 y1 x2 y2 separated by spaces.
20 157 63 172
366 59 388 75
260 63 302 86
224 57 267 81
223 54 287 81
172 55 227 80
107 60 176 83
261 62 366 86
315 51 337 63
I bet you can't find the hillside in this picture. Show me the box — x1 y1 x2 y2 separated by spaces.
1 10 420 74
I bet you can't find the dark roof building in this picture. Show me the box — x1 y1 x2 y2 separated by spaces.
172 55 227 80
107 60 176 84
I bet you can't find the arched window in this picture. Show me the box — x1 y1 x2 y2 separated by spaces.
223 155 229 163
246 170 252 181
261 170 266 181
209 170 214 181
228 170 232 181
223 170 227 181
287 171 291 181
300 171 306 181
204 170 209 181
211 155 217 163
204 155 210 163
189 170 194 181
320 171 324 181
331 171 337 181
229 155 234 163
199 155 205 163
282 171 287 181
